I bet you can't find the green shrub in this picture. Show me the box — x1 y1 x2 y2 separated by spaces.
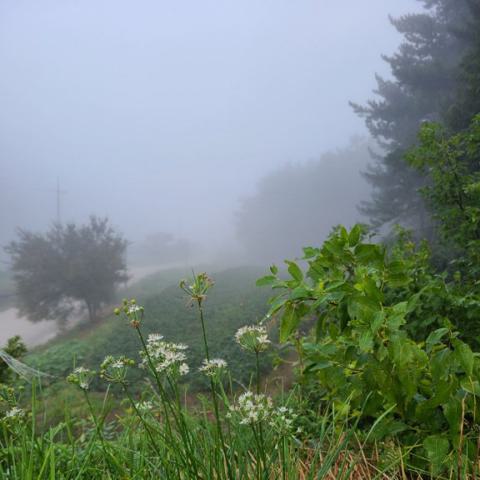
260 225 480 475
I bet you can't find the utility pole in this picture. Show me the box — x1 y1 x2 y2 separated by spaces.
53 177 67 224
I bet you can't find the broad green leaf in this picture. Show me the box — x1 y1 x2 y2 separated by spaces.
460 378 480 396
387 260 412 287
354 243 384 267
443 398 462 435
315 312 327 340
391 340 427 401
289 286 311 300
285 260 303 282
302 247 319 259
415 379 453 415
370 418 409 441
391 301 408 315
322 343 338 356
431 348 451 382
370 311 384 334
347 295 380 320
269 264 278 275
454 339 474 376
266 296 287 317
388 260 406 274
406 291 421 313
348 224 362 246
386 313 406 331
426 328 449 353
324 280 347 292
387 272 412 287
386 303 408 330
328 323 340 339
304 342 337 357
363 277 383 302
324 239 347 257
306 360 331 371
423 435 449 476
358 330 374 353
256 275 276 287
279 303 300 343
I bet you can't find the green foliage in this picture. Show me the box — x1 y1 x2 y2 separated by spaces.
28 267 272 393
1 271 359 480
353 0 476 238
0 336 27 384
5 216 128 324
445 0 480 131
0 383 374 479
407 115 480 273
261 225 480 474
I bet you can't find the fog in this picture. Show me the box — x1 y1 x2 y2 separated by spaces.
236 138 375 263
1 0 421 265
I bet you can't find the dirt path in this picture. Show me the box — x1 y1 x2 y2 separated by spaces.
0 263 181 348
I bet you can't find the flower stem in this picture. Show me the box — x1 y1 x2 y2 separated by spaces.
122 384 163 455
255 351 261 395
84 391 122 477
135 326 203 478
196 299 234 480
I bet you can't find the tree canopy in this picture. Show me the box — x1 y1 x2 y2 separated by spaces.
352 0 477 239
5 216 128 324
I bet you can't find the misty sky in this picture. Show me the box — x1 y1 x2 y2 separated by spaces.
0 0 422 259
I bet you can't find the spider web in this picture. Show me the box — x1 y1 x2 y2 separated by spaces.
0 349 54 382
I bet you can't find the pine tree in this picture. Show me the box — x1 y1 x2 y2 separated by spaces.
446 0 480 131
352 0 472 237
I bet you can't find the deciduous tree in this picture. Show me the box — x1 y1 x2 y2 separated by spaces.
5 216 128 324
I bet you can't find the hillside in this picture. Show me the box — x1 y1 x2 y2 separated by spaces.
27 266 273 392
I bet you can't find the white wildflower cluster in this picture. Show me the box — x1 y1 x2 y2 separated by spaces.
114 298 144 327
140 334 189 377
66 366 95 391
235 325 271 353
100 355 135 384
227 391 273 425
148 333 163 342
198 358 227 378
127 305 142 315
134 401 154 413
269 406 300 435
3 406 26 424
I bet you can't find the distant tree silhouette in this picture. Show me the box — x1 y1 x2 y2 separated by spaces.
5 216 128 324
236 139 371 262
351 0 475 239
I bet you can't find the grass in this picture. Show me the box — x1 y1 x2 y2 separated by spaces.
23 266 272 422
0 276 413 480
2 381 394 479
2 270 475 479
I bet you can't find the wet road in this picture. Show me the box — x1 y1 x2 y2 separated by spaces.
0 263 182 347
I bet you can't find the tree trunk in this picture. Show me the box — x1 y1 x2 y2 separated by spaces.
85 300 98 323
85 301 92 322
